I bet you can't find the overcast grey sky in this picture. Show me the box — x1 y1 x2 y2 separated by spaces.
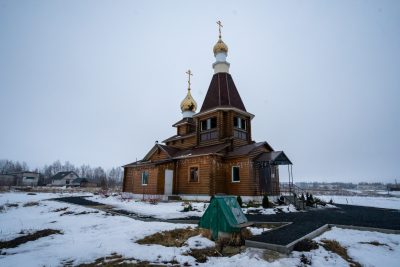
1 0 399 182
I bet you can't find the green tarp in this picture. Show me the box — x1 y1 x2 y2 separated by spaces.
198 195 250 240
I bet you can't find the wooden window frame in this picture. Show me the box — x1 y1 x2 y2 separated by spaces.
188 165 200 183
200 117 217 132
141 171 148 186
231 166 240 183
234 116 247 130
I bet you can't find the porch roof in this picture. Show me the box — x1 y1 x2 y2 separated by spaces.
255 151 292 165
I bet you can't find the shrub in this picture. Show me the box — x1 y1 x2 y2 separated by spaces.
277 195 285 205
262 193 270 208
182 203 193 212
236 196 243 207
306 193 315 207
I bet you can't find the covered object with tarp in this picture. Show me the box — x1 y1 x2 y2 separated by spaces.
199 195 252 240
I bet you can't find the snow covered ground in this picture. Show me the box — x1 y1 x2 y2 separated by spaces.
1 192 400 266
317 195 400 210
89 194 300 219
89 194 207 219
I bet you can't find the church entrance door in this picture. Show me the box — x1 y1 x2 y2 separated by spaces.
164 169 173 195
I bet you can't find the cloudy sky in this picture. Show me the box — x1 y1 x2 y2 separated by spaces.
1 0 399 182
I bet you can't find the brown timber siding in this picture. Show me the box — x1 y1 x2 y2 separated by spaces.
123 165 158 195
176 156 212 195
225 157 257 196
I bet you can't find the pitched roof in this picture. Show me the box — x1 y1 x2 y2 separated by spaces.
173 143 230 158
255 151 292 165
162 133 196 143
51 171 78 180
142 144 180 161
226 142 274 158
200 73 247 113
172 117 194 127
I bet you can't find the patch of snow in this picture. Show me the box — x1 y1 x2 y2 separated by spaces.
0 192 196 267
314 227 400 267
185 235 215 249
89 195 206 219
243 204 298 215
316 195 400 210
248 227 266 236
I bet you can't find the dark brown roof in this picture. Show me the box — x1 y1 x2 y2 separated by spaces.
173 143 230 158
255 151 292 165
142 144 180 161
200 73 246 112
172 118 194 127
162 133 196 143
226 142 274 158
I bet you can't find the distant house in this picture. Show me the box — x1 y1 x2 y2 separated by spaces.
70 178 89 187
0 171 39 186
51 171 79 186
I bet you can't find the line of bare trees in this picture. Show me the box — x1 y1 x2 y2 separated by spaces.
0 159 123 187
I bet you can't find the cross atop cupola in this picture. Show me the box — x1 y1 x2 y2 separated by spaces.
213 20 230 73
180 69 197 118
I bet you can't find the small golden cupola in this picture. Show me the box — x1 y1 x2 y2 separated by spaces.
213 21 228 55
213 21 230 74
180 69 197 118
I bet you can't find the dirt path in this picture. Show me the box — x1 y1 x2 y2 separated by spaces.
51 196 199 224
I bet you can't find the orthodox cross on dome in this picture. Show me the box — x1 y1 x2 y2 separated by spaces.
186 69 193 89
216 20 223 39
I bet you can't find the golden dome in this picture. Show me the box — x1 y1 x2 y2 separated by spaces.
213 38 228 55
180 89 197 112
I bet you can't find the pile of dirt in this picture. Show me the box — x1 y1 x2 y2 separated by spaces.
23 201 39 207
293 238 319 252
60 210 99 216
0 229 62 249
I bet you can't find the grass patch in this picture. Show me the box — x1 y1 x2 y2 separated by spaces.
77 252 180 267
23 201 39 207
136 227 202 247
320 239 361 267
187 247 222 263
137 227 247 263
0 229 62 249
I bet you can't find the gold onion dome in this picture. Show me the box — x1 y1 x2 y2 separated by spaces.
213 38 228 55
180 89 197 112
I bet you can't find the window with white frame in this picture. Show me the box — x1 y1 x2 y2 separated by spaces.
141 171 149 185
232 166 240 182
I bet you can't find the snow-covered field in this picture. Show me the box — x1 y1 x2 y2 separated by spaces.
89 194 206 219
89 194 298 219
1 192 400 266
317 195 400 210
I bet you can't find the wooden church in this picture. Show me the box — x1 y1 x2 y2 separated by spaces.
122 23 292 200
